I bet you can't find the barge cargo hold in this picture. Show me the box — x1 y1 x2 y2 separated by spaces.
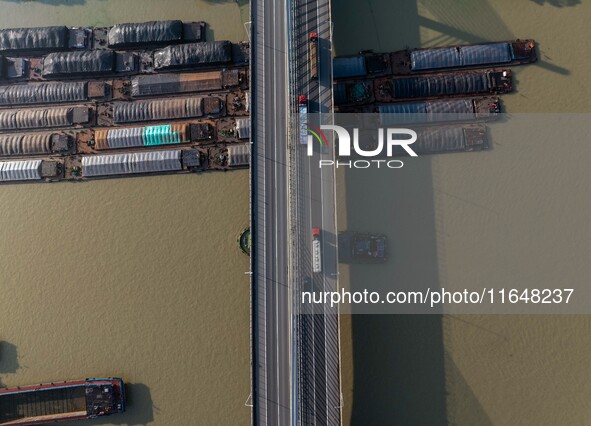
377 97 500 125
0 81 89 106
396 124 489 155
108 95 223 125
374 69 512 103
107 20 206 48
0 378 124 425
0 105 90 132
333 52 390 79
153 41 233 70
0 21 206 55
391 39 536 74
0 40 243 82
0 132 72 157
0 26 69 55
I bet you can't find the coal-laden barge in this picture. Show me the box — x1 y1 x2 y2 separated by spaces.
331 39 536 80
0 377 124 425
0 20 207 57
0 39 249 82
338 96 501 125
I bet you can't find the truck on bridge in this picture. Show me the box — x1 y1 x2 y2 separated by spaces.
299 95 308 145
312 227 322 273
309 32 318 80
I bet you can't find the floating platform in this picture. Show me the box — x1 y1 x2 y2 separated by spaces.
0 377 124 425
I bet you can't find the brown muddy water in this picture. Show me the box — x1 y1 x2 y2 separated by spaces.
0 1 251 425
333 0 591 425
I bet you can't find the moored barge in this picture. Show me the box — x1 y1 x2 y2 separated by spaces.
0 40 247 82
374 69 512 103
350 124 489 157
390 39 536 75
0 20 206 56
377 97 500 125
0 377 124 425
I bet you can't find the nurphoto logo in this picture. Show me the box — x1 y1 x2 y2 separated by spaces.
307 125 419 168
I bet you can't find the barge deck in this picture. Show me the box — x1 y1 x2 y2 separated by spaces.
0 378 124 426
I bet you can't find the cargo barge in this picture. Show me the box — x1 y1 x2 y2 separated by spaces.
0 144 250 184
0 114 249 158
0 20 206 56
373 69 512 103
390 39 536 75
0 67 248 108
376 97 500 125
338 231 387 263
0 377 124 425
350 124 489 156
0 89 247 133
0 40 249 83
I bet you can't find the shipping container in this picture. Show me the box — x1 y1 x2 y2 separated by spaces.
82 149 182 177
153 41 233 70
42 50 114 77
113 97 203 124
0 81 87 106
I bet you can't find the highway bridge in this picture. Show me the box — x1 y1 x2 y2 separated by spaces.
250 0 341 424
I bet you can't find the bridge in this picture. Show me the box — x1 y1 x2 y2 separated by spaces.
250 0 341 424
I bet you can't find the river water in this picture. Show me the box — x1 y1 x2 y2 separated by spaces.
2 0 590 425
0 1 251 425
333 0 591 425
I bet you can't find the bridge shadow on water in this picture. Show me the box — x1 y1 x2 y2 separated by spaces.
330 0 527 424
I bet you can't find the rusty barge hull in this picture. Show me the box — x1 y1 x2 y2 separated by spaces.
0 378 124 426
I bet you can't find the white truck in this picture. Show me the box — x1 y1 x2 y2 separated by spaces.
312 227 322 273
